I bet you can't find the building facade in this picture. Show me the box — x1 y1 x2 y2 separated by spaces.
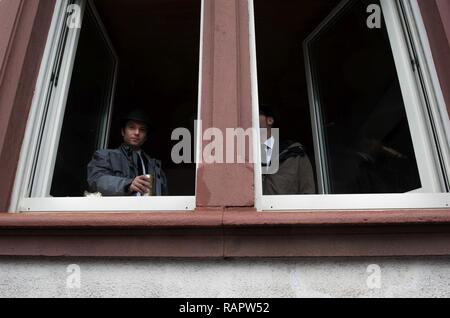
0 0 450 297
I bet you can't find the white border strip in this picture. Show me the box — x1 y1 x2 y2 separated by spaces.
19 197 196 212
262 193 450 212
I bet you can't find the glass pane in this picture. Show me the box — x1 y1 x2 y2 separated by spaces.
50 4 116 197
309 0 421 194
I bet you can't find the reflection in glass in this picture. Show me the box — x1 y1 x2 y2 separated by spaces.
307 0 421 194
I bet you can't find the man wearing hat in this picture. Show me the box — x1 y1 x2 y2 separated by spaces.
87 109 169 196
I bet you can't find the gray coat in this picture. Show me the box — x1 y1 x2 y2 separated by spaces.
262 141 316 195
87 144 169 196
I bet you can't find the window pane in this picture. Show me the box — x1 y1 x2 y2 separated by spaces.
98 0 201 196
51 4 116 197
308 0 421 194
254 0 339 195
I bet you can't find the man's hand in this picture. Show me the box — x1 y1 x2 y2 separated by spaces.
129 175 151 194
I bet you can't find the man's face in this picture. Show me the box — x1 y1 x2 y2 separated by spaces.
122 120 148 149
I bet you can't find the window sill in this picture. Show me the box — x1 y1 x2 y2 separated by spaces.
0 208 449 257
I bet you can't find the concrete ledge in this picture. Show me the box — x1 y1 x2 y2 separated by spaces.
0 209 450 258
0 209 450 229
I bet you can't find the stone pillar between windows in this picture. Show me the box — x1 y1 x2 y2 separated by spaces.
196 0 255 209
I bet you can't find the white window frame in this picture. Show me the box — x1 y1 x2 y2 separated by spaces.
9 0 205 212
249 0 450 211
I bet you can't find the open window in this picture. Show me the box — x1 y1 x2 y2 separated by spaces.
251 0 450 211
10 0 202 212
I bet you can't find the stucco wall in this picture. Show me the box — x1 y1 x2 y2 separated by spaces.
1 258 450 298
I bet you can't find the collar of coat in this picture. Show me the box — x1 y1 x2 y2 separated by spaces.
278 140 306 163
120 144 143 157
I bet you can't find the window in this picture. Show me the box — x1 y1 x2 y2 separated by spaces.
9 0 203 212
251 0 450 211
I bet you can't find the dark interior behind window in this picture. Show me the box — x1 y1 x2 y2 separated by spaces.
51 0 201 197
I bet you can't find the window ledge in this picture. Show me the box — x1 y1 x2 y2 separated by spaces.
0 211 223 229
0 209 449 229
0 209 450 258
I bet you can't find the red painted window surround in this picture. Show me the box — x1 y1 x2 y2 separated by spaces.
0 0 449 258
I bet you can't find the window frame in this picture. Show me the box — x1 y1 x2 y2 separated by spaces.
8 0 204 213
397 0 450 190
305 0 442 195
250 0 450 211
